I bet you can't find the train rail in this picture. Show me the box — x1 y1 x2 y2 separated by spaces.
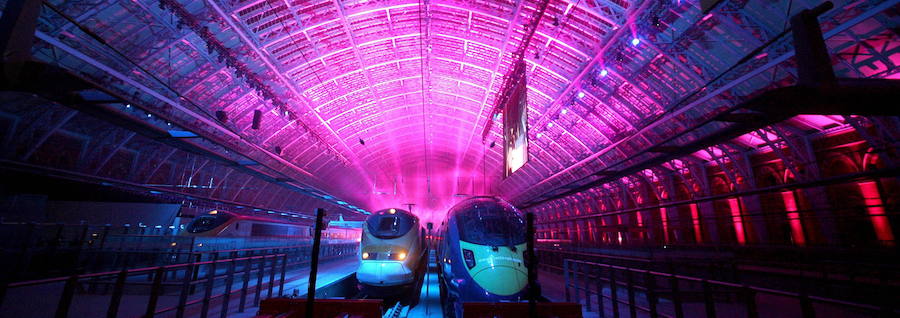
383 301 410 318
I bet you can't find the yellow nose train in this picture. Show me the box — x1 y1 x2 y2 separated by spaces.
356 208 427 295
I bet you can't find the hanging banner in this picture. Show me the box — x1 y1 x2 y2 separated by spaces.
503 61 528 178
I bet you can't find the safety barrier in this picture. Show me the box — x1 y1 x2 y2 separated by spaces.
0 242 358 318
0 252 286 318
462 302 583 318
540 243 900 308
562 259 897 318
255 298 383 318
0 223 357 281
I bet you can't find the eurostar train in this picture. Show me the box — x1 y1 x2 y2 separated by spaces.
182 209 359 239
356 208 427 295
437 196 530 318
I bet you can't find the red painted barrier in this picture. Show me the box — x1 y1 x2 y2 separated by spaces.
462 302 583 318
255 298 383 318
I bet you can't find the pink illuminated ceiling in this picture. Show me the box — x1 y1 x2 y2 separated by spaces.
215 0 635 216
35 0 899 220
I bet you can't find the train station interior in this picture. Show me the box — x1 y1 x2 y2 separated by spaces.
1 0 899 317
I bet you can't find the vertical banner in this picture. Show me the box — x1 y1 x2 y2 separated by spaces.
504 61 528 177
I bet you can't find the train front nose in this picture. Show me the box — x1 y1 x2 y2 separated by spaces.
462 242 529 297
470 265 527 296
357 261 414 286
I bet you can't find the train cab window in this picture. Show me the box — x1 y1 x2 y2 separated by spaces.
379 217 398 232
186 214 231 233
367 213 415 239
456 203 526 247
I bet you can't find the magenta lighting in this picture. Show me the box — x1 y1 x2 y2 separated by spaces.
6 0 898 316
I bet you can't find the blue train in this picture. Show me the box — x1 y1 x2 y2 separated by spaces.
437 196 530 317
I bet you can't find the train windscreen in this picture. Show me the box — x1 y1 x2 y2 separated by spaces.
456 202 525 247
186 214 231 233
366 213 415 239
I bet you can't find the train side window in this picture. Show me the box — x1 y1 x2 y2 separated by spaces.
235 222 240 230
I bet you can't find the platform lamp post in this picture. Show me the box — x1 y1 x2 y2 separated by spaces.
305 208 326 318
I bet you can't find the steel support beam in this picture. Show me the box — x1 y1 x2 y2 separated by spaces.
791 2 837 88
0 0 41 83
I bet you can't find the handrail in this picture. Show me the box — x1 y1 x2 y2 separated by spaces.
5 253 284 289
1 253 288 318
562 258 893 318
0 242 357 318
2 237 358 283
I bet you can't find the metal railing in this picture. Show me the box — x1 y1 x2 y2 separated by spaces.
0 252 286 318
539 243 900 303
0 223 358 281
0 243 357 318
561 259 897 318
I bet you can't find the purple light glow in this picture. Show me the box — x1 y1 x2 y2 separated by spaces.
61 0 874 225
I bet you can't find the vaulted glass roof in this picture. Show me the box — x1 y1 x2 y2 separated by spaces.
27 0 899 220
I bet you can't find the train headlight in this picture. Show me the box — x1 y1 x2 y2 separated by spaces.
362 252 370 259
391 250 407 261
463 249 476 269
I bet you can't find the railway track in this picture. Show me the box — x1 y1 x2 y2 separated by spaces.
383 301 410 318
351 284 412 318
337 274 416 318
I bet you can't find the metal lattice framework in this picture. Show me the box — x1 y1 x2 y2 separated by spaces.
0 0 897 220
